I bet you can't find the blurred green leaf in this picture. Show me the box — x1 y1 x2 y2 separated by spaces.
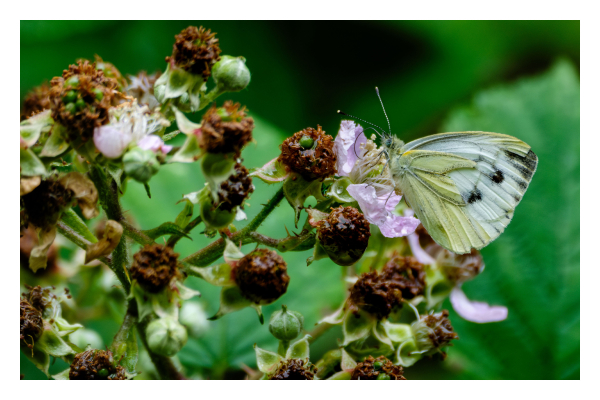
431 60 580 379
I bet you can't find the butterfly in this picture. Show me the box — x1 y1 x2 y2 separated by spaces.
340 88 538 254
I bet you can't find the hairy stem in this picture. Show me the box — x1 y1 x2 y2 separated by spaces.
121 220 155 246
167 215 203 248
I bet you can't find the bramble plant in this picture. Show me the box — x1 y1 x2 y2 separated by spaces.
20 24 570 381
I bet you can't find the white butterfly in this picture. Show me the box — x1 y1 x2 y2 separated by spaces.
341 89 538 254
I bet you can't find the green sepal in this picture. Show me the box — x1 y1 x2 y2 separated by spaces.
251 304 265 325
283 173 324 227
340 348 357 371
37 322 77 358
317 302 346 325
208 286 253 321
20 147 46 176
424 265 453 308
175 198 195 228
327 177 355 203
22 343 50 376
40 124 69 157
173 107 201 134
106 164 124 191
249 157 289 184
131 281 178 321
61 208 98 244
342 309 376 345
327 371 352 380
394 337 421 367
200 153 236 203
20 109 53 148
254 344 283 374
286 334 311 361
190 263 235 287
223 238 245 264
53 317 83 337
171 134 202 163
165 65 194 99
109 317 138 377
174 280 201 300
51 368 71 380
143 222 191 241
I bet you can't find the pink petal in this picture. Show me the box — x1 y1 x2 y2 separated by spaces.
93 126 132 158
407 232 436 265
347 183 388 224
334 121 366 176
138 134 173 154
450 286 508 323
379 215 420 238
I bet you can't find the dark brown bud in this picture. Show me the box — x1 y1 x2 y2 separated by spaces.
278 125 337 180
69 349 127 380
49 60 122 144
217 163 254 212
198 101 254 157
20 299 43 349
269 359 316 380
233 249 289 304
382 254 426 299
349 270 404 320
20 177 73 229
351 355 406 380
130 244 180 293
417 310 459 350
21 82 52 121
317 206 371 266
167 26 222 80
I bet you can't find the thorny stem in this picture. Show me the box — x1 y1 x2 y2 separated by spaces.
167 215 203 248
182 187 285 267
120 220 155 246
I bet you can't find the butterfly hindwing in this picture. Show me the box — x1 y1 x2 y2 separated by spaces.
393 132 537 254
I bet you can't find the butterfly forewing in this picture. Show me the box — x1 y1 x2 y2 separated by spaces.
394 131 538 254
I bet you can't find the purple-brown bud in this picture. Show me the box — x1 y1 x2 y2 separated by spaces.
166 26 222 80
382 254 426 299
217 163 254 212
21 82 52 121
269 359 316 380
348 270 404 320
351 355 406 380
317 206 371 266
69 349 127 380
130 244 180 293
278 126 337 180
199 101 254 157
233 249 289 304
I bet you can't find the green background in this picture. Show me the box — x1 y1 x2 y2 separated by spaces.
20 21 580 379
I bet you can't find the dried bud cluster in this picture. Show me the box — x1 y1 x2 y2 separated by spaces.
234 249 289 304
126 71 161 109
217 163 254 212
348 270 404 320
438 249 484 284
21 82 52 121
278 126 337 180
20 177 73 229
49 60 122 143
199 101 254 157
20 227 58 270
421 310 459 349
130 244 180 293
382 255 426 299
69 349 126 380
167 26 222 79
269 359 316 380
317 206 371 266
351 355 406 380
19 286 51 349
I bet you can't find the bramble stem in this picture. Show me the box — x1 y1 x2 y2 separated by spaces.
182 187 284 267
167 215 203 248
56 221 114 267
120 220 155 246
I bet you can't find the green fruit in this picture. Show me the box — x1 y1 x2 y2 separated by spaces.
63 90 77 103
299 135 314 149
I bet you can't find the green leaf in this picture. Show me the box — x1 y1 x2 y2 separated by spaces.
40 124 69 157
436 60 580 379
208 286 253 321
282 173 323 227
143 222 191 240
249 157 289 183
61 208 98 244
171 134 202 163
175 199 194 228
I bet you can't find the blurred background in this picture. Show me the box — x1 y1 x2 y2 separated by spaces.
20 21 580 379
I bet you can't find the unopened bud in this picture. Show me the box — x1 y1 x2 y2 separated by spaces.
212 55 251 92
146 317 188 357
123 147 159 183
269 305 304 341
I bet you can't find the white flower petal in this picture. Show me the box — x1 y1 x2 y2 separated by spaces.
407 232 436 265
93 126 132 159
334 121 366 176
450 286 508 323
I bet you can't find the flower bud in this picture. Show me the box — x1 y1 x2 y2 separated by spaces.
217 163 254 212
349 270 404 320
317 206 371 266
199 101 254 157
69 349 126 380
411 310 459 354
167 26 222 80
130 244 180 293
146 317 188 357
270 359 316 380
234 249 290 304
351 355 406 380
278 125 337 180
123 147 159 183
269 305 304 341
382 255 426 299
198 186 237 230
212 55 251 92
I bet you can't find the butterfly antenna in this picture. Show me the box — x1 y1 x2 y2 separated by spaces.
375 87 392 137
337 110 387 137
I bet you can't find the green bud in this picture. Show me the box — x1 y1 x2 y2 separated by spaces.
93 88 104 101
268 305 304 341
63 90 77 103
377 373 391 380
212 55 251 92
146 317 188 357
65 103 77 115
65 76 79 88
97 368 109 378
75 98 86 110
373 361 384 370
123 147 160 183
299 135 314 149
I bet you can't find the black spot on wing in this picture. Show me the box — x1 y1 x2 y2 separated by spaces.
513 194 522 202
467 189 483 204
491 169 504 184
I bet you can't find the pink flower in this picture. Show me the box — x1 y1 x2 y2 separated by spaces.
138 135 173 155
450 286 508 323
346 183 419 238
93 125 133 159
333 121 366 176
